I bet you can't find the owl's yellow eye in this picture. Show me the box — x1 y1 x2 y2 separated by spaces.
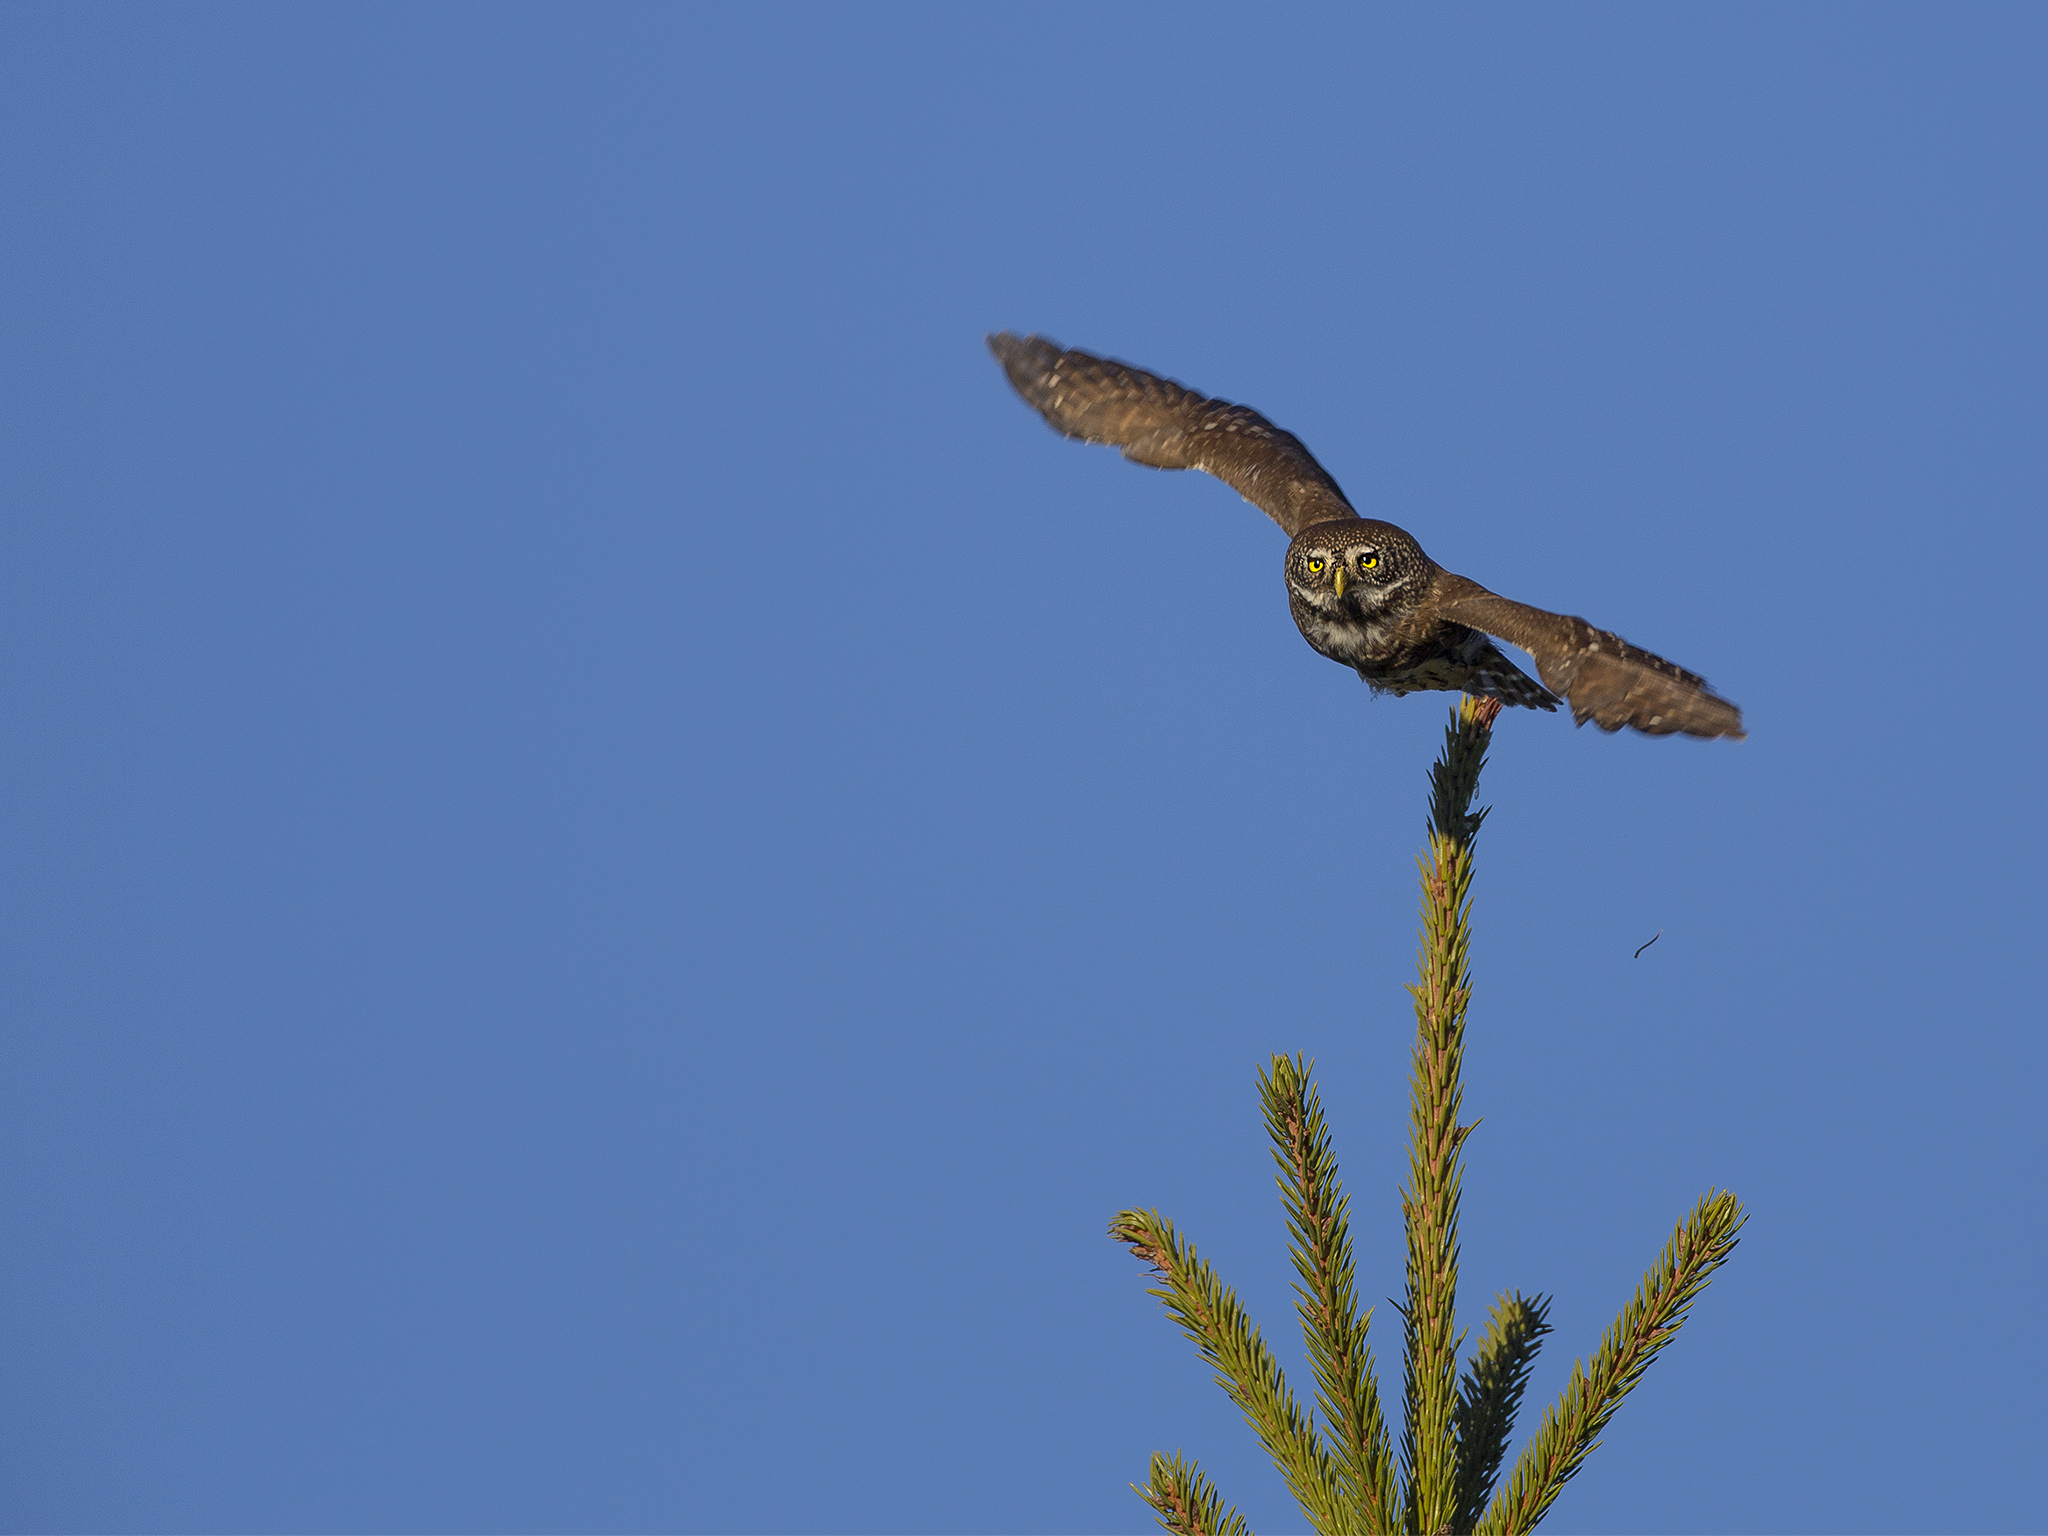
1306 557 1326 573
1358 552 1379 571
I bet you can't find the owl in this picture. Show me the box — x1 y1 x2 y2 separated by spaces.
990 332 1743 740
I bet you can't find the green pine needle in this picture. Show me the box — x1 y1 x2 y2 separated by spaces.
1109 1209 1351 1535
1136 1451 1255 1536
1428 694 1499 850
1454 1292 1553 1530
1261 1054 1398 1530
1475 1192 1748 1534
1401 697 1496 1534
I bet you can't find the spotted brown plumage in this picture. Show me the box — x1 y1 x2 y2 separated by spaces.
988 331 1356 538
989 332 1744 740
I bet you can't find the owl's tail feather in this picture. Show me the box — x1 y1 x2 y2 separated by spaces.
1468 646 1560 712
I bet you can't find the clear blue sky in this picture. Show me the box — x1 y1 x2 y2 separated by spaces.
4 5 2044 1531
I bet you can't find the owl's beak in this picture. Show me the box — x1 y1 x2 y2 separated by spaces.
1332 566 1347 598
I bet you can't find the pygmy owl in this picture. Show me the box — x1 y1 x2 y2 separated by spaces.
989 332 1743 740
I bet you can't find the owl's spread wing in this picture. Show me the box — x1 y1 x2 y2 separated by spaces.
1434 575 1745 740
988 332 1360 538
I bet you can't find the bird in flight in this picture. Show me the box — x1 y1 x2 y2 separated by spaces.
989 332 1744 740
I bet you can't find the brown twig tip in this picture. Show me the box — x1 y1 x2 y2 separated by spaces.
1148 1476 1193 1532
1468 694 1504 731
1110 1214 1173 1279
1139 1452 1251 1536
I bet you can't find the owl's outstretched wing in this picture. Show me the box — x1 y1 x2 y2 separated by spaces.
988 332 1360 538
1434 575 1745 740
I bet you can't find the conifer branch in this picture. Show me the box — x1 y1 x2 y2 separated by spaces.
1402 697 1498 1534
1114 691 1741 1532
1260 1055 1398 1532
1110 1209 1352 1534
1475 1191 1747 1535
1453 1292 1553 1531
1136 1451 1255 1536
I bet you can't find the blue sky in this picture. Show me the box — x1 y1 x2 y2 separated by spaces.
3 5 2044 1531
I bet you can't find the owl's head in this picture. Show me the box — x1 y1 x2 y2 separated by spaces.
1285 519 1433 616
